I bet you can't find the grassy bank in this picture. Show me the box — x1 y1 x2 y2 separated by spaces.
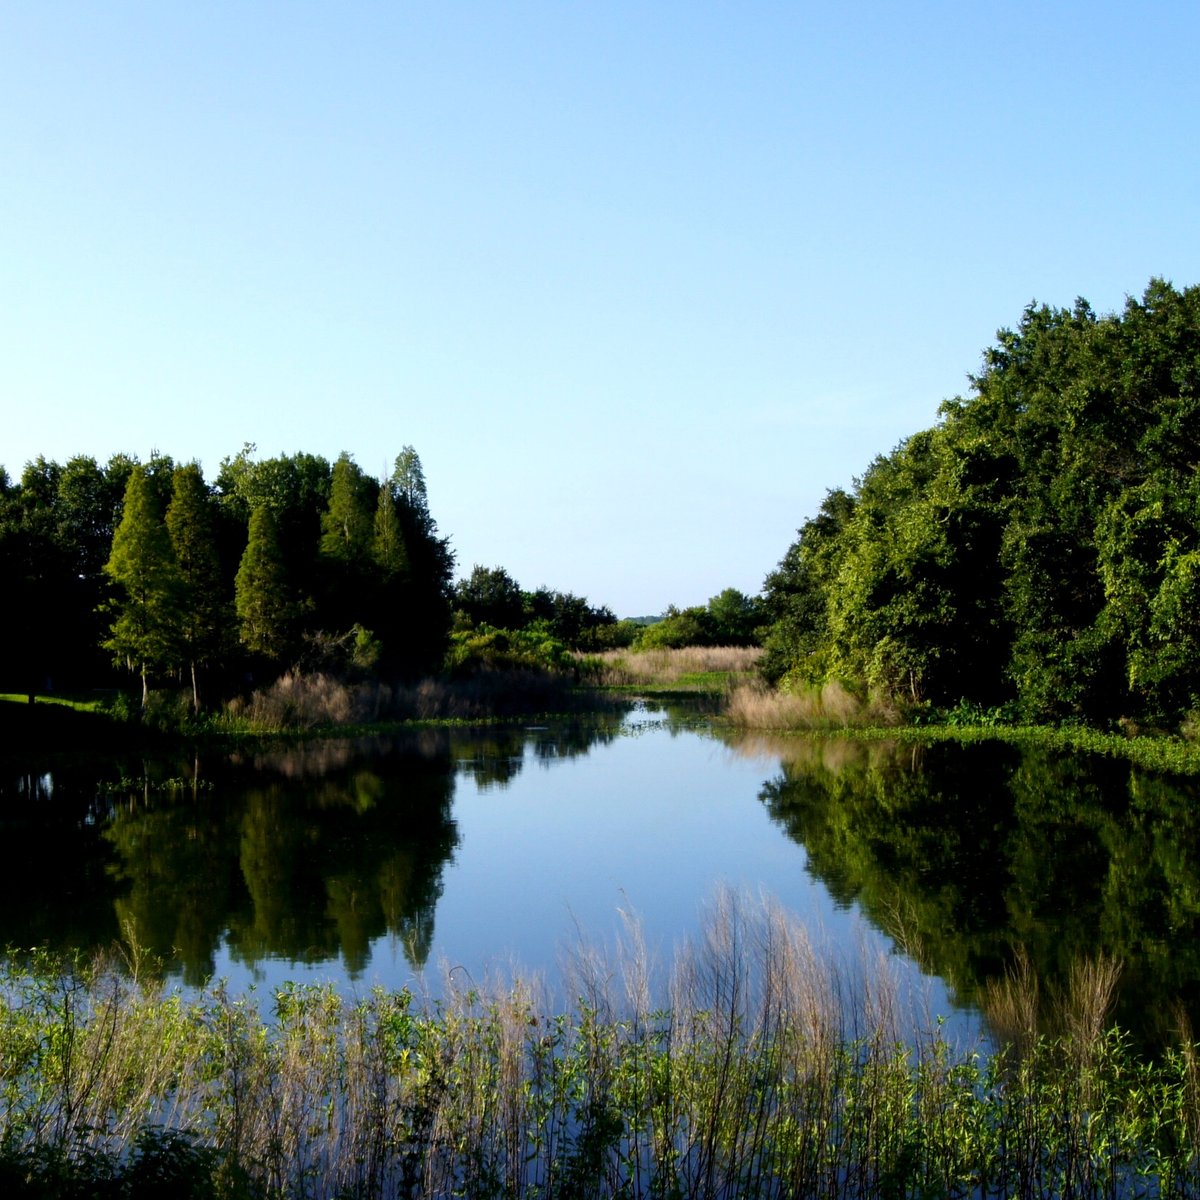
725 682 1200 776
0 669 626 749
3 894 1199 1199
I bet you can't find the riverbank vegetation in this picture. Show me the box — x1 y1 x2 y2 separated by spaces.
757 279 1200 738
0 444 635 734
3 893 1199 1199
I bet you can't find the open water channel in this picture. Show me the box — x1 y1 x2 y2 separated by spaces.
4 699 1200 1047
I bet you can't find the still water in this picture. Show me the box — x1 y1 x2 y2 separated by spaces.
5 701 1200 1044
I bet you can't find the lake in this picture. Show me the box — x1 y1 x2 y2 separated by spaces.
4 700 1199 1046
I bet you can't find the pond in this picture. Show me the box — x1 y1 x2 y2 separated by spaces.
4 701 1200 1046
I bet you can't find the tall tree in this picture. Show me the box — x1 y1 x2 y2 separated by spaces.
166 463 229 711
102 466 181 707
319 452 374 564
235 505 298 663
371 482 408 578
386 447 455 675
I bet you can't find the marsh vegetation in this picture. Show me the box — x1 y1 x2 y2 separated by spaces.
6 893 1200 1200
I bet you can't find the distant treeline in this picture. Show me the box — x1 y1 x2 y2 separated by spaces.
761 279 1200 729
0 444 457 706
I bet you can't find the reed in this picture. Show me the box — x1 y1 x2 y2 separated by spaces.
725 679 900 729
2 895 1199 1198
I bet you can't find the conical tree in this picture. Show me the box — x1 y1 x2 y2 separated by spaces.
388 447 455 674
371 482 409 579
102 465 181 707
166 462 229 711
235 505 297 663
320 452 373 564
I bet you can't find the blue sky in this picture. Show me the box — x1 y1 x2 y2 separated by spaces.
4 2 1198 616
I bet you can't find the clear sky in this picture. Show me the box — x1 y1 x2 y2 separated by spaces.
3 3 1198 617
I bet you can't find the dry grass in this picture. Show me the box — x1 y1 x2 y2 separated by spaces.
584 646 762 688
224 668 606 729
725 679 900 730
225 671 388 729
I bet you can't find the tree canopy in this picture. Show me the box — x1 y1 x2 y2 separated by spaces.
761 279 1200 727
0 444 457 702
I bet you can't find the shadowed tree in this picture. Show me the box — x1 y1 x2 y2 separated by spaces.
235 505 299 664
455 565 526 630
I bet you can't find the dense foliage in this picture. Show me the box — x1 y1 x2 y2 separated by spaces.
0 444 455 703
453 564 620 650
635 588 764 649
762 279 1200 727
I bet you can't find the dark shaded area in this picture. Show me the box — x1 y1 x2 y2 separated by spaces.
0 715 631 986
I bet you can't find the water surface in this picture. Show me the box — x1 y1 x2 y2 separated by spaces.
5 704 1199 1045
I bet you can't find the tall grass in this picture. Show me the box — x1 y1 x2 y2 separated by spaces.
222 668 606 730
725 679 901 730
584 646 761 690
4 893 1200 1198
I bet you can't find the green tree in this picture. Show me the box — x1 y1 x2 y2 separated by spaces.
319 452 374 563
706 587 762 646
235 505 298 663
760 488 855 685
166 463 229 711
455 565 526 630
102 466 181 707
636 604 711 649
371 482 408 578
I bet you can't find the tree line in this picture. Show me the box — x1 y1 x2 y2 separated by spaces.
761 278 1200 728
0 444 454 708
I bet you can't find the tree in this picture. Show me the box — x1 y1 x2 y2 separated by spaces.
235 506 298 663
371 482 408 578
706 588 762 646
102 466 181 707
636 605 711 649
455 565 526 630
384 448 455 675
319 452 374 563
391 446 428 517
166 463 229 711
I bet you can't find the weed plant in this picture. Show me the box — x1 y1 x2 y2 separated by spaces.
3 892 1200 1198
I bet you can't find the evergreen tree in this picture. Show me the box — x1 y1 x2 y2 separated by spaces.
319 452 374 563
387 448 455 675
371 482 408 578
102 466 181 707
166 463 229 711
235 506 297 662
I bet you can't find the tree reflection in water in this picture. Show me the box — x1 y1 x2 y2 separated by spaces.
744 732 1200 1046
0 712 633 988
